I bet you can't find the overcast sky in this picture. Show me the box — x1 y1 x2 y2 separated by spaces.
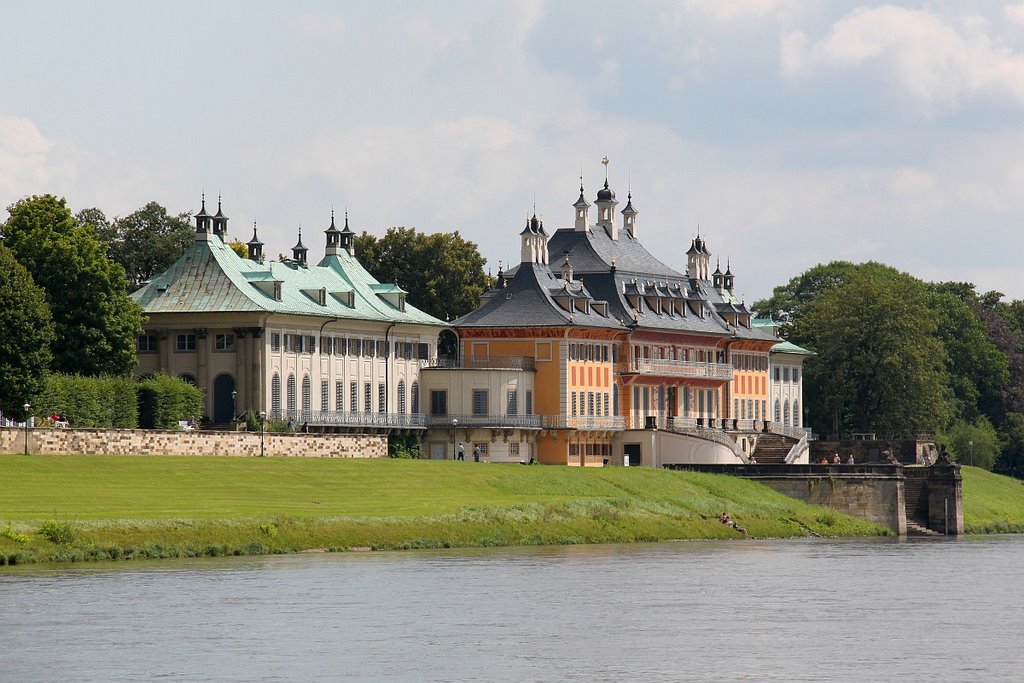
3 1 1024 303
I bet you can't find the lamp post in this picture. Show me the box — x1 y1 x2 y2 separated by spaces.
968 439 974 467
451 417 458 459
231 390 238 422
259 410 267 457
23 403 31 455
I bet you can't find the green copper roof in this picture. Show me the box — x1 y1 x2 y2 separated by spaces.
772 340 815 355
132 235 446 326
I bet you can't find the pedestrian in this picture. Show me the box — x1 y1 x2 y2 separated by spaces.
846 453 855 465
473 444 481 462
287 417 295 432
457 442 465 460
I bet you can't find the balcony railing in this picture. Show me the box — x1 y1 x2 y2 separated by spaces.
663 419 743 456
426 413 542 429
627 358 733 381
767 422 811 440
542 415 626 431
271 410 425 428
426 356 535 371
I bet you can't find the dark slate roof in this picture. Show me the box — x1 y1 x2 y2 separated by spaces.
453 262 624 329
545 226 684 278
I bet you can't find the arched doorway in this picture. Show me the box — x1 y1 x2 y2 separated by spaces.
213 373 236 424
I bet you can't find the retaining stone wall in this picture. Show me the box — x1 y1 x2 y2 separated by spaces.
0 427 386 458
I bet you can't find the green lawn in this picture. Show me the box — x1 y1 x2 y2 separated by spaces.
0 455 897 565
962 466 1024 533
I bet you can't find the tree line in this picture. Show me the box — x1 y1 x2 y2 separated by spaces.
754 262 1024 476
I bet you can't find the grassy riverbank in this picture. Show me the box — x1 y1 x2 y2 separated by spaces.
0 455 890 565
962 465 1024 533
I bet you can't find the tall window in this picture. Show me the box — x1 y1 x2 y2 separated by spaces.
472 389 488 415
364 383 372 412
525 390 533 415
507 389 518 415
378 383 386 413
272 373 281 414
176 334 196 352
137 335 158 353
287 374 296 412
411 382 420 414
430 390 447 416
571 392 577 417
588 391 595 416
271 333 281 352
783 400 790 426
336 381 344 412
604 393 609 416
215 333 235 351
350 382 357 413
302 375 311 412
398 380 407 414
775 399 781 423
612 385 618 417
321 380 329 411
793 400 800 427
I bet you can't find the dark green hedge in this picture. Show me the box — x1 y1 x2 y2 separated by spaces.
35 374 138 428
137 373 205 429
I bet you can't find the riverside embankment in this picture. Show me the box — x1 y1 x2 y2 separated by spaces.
1 456 1019 565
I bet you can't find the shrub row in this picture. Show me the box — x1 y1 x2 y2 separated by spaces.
30 372 202 430
137 373 205 429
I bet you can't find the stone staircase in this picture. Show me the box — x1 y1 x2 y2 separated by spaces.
905 521 942 537
903 474 930 526
751 433 798 464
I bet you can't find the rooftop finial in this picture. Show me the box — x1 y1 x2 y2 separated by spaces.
601 155 609 181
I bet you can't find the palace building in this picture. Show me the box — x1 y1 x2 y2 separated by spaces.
420 173 806 466
132 196 446 428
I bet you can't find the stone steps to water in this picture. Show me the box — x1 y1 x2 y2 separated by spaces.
905 521 941 537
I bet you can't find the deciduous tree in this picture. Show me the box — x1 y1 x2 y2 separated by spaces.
0 244 53 419
109 201 193 290
792 268 952 436
3 195 144 376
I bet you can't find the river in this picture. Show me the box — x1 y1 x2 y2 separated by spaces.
2 536 1022 682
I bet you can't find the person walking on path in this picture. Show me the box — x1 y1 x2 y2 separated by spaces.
457 442 465 460
473 444 481 462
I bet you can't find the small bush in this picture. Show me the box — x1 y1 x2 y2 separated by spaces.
259 523 278 538
388 434 422 459
1 523 31 543
38 519 77 544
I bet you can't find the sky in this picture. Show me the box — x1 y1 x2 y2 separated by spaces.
3 0 1024 303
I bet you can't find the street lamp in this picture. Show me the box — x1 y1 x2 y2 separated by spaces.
260 411 267 457
451 417 458 459
231 390 238 422
22 403 31 455
968 439 974 467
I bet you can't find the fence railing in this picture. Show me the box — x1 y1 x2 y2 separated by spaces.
270 411 425 428
427 413 542 429
542 416 626 431
628 358 733 381
663 419 744 456
768 422 811 440
426 356 535 371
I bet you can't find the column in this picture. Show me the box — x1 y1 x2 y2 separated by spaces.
250 327 264 413
195 328 209 415
234 328 249 416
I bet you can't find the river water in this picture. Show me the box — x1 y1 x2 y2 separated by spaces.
2 536 1022 682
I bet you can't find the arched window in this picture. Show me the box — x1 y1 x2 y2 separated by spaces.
287 374 296 412
783 400 790 426
272 373 281 414
179 373 197 386
411 382 420 414
398 380 407 414
774 399 781 423
302 375 311 412
793 400 800 427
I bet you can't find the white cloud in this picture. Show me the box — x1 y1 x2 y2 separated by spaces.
0 116 60 201
663 0 808 26
1006 4 1024 26
780 5 1024 109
